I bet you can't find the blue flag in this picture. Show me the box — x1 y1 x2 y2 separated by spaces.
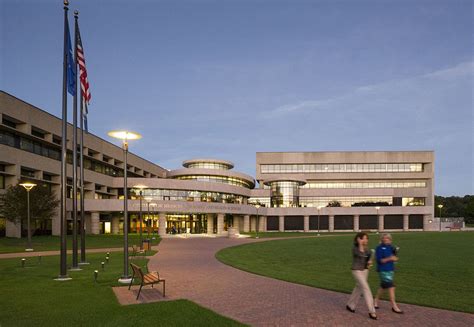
66 17 76 96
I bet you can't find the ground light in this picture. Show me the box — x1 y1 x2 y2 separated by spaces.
19 182 36 251
108 130 142 284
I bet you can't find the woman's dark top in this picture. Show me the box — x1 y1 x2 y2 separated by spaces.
351 246 371 270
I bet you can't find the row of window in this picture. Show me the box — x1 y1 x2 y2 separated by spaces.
260 163 424 174
249 196 426 208
301 181 427 189
0 130 141 178
130 188 245 204
186 162 231 170
174 175 252 188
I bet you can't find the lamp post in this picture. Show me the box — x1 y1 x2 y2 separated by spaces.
375 206 381 232
134 185 147 249
255 203 261 239
437 204 443 232
150 203 157 239
317 206 323 235
108 130 142 283
20 182 36 251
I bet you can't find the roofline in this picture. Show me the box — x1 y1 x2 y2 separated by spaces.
0 90 166 170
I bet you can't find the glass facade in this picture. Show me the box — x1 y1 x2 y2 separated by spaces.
261 163 424 174
174 175 252 188
248 197 271 207
301 181 427 189
299 196 425 208
268 181 301 208
186 162 231 170
132 188 245 204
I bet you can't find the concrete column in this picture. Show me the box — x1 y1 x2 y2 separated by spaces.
403 214 409 231
111 216 120 234
85 213 92 234
279 215 284 232
217 213 225 234
304 215 309 232
258 215 265 232
260 216 266 232
90 212 100 235
5 220 21 238
353 215 359 232
423 214 432 231
329 215 334 232
243 215 250 232
52 207 61 236
234 215 240 231
207 214 214 234
378 214 384 232
250 216 256 232
158 212 166 237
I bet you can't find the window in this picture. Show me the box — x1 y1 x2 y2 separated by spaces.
2 116 17 128
21 167 36 178
260 163 425 173
31 128 45 139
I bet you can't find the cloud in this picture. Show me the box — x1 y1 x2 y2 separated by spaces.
267 60 473 117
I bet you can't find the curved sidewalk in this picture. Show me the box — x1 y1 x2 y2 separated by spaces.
142 238 473 326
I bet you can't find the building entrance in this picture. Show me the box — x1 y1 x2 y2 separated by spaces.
166 214 207 234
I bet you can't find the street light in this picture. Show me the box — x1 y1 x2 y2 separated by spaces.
20 182 36 251
134 184 147 249
437 204 443 232
108 130 142 283
255 203 261 239
317 206 323 235
150 203 157 238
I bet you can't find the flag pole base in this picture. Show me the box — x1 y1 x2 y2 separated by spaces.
118 277 132 284
54 276 72 281
69 267 82 271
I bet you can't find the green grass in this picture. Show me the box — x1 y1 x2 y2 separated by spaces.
217 232 474 313
0 252 243 326
0 234 160 254
241 231 352 238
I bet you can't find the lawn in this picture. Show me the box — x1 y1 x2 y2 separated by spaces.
241 231 352 238
0 252 243 326
217 232 474 313
0 234 160 254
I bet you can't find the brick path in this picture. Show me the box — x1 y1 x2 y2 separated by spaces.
116 237 474 326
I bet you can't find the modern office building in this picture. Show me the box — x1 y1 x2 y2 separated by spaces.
0 91 436 238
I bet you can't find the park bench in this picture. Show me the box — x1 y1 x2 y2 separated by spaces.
129 263 165 300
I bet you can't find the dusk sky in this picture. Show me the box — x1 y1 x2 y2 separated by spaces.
1 0 472 196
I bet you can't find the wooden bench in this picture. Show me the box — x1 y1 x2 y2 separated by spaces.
129 263 165 300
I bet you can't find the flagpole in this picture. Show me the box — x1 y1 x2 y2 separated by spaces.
70 10 80 271
79 79 87 264
57 0 70 280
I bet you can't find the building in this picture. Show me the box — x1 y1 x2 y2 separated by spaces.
0 91 436 238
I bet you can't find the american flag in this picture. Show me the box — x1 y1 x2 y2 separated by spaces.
75 22 91 131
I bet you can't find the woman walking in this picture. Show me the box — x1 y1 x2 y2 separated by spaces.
374 233 403 314
346 232 378 320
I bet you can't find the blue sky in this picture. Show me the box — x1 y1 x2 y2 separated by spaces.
1 0 472 195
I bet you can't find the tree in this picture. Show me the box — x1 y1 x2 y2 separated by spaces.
0 183 59 235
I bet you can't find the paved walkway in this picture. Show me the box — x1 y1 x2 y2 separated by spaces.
115 237 473 326
0 247 123 259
